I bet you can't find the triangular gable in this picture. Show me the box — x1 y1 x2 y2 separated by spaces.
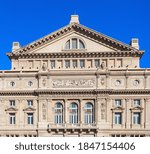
11 23 138 55
23 107 36 112
112 106 124 110
130 106 143 110
5 107 18 112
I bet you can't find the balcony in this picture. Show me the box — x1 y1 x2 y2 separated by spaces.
47 123 98 132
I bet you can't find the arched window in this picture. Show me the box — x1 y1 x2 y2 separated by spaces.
84 103 94 124
70 103 78 124
54 102 63 124
65 38 85 50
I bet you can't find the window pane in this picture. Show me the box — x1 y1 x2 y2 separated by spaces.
134 100 140 106
65 60 70 68
27 113 33 124
72 60 77 68
85 103 94 124
115 100 122 106
70 103 78 124
10 100 15 107
95 59 100 68
55 102 63 124
72 38 77 49
65 40 70 49
133 113 140 124
51 60 55 69
115 112 122 124
80 60 85 68
27 100 33 106
9 113 16 124
79 40 85 49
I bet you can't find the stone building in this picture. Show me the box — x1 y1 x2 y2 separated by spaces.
0 15 150 137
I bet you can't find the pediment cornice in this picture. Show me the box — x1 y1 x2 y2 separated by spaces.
130 106 143 111
23 107 36 112
7 50 143 59
111 106 125 111
7 23 141 57
5 107 18 112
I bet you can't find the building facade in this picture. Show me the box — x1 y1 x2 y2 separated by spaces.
0 15 150 137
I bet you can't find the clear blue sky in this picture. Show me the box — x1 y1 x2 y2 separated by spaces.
0 0 150 70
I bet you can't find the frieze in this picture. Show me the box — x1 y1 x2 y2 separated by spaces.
52 79 95 88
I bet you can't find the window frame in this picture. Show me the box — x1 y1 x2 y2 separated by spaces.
114 112 122 124
9 113 16 125
54 102 64 124
65 38 85 50
84 103 94 124
70 103 78 125
133 112 141 124
27 113 34 125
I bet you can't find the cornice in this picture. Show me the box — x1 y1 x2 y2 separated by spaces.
7 23 140 57
0 89 150 96
1 67 150 77
7 50 144 59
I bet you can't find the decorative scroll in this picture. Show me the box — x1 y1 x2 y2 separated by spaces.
52 79 95 88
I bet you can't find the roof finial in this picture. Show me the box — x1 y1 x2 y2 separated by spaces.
70 14 80 24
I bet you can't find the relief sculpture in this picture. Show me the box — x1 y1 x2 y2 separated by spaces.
52 79 95 88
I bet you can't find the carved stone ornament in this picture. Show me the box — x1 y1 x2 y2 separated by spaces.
42 63 47 71
101 62 106 70
52 79 95 88
101 78 105 85
42 79 46 87
42 109 46 120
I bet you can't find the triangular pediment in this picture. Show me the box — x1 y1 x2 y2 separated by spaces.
5 107 18 112
23 107 36 112
112 106 124 110
9 23 139 56
131 106 143 110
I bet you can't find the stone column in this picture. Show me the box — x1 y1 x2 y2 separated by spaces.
145 98 150 128
141 98 144 128
125 99 130 129
95 98 99 125
79 99 83 126
19 99 24 127
64 99 68 124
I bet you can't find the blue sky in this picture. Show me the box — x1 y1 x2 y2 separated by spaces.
0 0 150 70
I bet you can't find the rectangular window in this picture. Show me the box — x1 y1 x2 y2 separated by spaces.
134 99 140 106
95 59 100 68
50 60 55 69
9 113 16 124
10 100 15 107
27 100 33 107
115 112 122 124
80 59 85 68
27 113 33 124
133 112 140 124
72 60 77 68
72 38 77 49
65 60 70 68
115 100 122 106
